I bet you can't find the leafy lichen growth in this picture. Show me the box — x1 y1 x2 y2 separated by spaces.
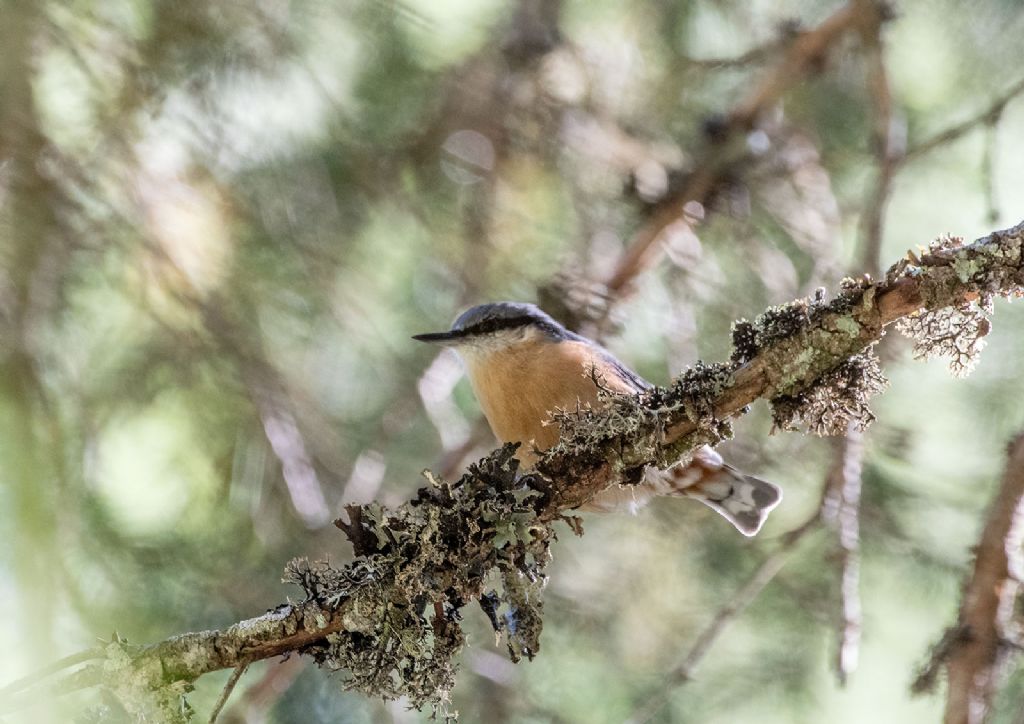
86 637 195 723
276 444 554 720
285 558 463 713
887 227 1024 377
546 374 657 461
724 278 888 437
753 297 818 348
547 361 735 474
770 350 888 435
896 298 993 378
730 319 758 366
652 362 737 465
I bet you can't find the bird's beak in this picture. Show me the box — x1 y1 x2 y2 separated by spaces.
412 330 462 346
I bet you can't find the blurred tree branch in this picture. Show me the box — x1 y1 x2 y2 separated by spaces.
4 219 1024 721
856 0 899 279
825 425 867 684
0 0 79 666
603 0 879 301
903 76 1024 164
913 433 1024 724
825 2 895 678
626 514 824 724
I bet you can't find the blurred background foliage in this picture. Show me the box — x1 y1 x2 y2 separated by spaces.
2 0 1024 722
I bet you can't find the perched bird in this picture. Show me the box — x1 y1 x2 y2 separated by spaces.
414 302 781 535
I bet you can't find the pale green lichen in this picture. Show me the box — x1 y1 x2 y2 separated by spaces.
719 272 888 435
953 255 981 283
547 361 736 474
890 224 1024 377
835 315 861 337
90 637 194 723
275 443 554 721
896 298 993 377
770 350 888 435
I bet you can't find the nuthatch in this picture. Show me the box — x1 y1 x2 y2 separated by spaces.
414 302 781 535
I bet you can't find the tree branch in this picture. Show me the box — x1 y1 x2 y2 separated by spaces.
548 220 1023 512
5 219 1024 721
605 0 872 297
208 661 249 724
855 0 899 279
625 519 823 724
825 425 866 685
916 433 1024 724
903 76 1024 164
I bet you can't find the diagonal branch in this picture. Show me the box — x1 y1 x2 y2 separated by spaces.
913 433 1024 724
4 220 1024 721
547 221 1024 513
605 0 872 297
625 519 823 724
903 76 1024 164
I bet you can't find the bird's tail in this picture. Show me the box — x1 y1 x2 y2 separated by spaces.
675 464 782 536
587 446 783 534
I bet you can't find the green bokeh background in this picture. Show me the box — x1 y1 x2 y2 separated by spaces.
2 0 1024 722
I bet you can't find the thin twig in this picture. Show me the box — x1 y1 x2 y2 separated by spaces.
209 660 250 724
0 647 103 700
902 76 1024 163
221 656 304 723
828 3 891 684
824 427 866 685
0 665 101 715
912 625 970 695
624 521 822 724
981 121 1000 226
856 0 900 279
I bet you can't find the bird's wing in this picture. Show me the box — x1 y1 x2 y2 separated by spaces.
594 348 652 393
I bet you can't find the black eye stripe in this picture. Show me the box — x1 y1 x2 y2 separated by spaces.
459 315 570 340
460 315 535 335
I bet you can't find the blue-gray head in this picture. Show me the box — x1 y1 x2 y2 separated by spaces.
412 302 573 348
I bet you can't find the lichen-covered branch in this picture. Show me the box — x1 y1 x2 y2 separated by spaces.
5 220 1024 722
546 220 1024 512
913 433 1024 724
